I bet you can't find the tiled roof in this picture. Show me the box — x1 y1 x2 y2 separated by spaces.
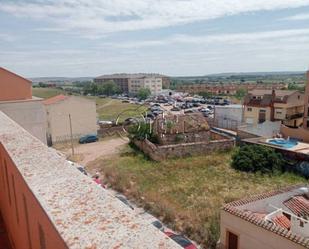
248 89 298 97
223 185 309 248
284 195 309 217
43 94 69 105
272 215 291 230
95 73 168 80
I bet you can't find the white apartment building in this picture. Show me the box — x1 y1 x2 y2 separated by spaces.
128 76 162 96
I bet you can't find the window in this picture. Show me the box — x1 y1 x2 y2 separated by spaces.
227 231 238 249
247 108 252 111
259 109 266 113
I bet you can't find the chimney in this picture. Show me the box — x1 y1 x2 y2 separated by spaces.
270 88 275 121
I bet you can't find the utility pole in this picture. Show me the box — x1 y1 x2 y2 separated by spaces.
69 114 74 155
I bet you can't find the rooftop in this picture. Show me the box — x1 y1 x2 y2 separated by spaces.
223 185 309 248
0 111 180 249
42 94 69 105
95 73 168 80
248 89 298 97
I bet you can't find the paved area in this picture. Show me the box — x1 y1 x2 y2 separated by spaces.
64 137 129 166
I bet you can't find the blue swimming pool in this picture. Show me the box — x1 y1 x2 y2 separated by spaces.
267 138 298 149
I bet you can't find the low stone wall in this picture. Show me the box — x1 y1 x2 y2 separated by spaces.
134 132 235 161
157 131 211 145
237 129 260 140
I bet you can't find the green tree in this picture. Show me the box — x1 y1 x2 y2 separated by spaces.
137 87 151 100
231 145 284 174
235 88 247 100
102 81 121 96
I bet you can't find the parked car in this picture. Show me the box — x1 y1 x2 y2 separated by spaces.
115 195 134 210
184 109 197 114
171 106 181 111
79 134 98 144
164 232 197 249
151 220 164 232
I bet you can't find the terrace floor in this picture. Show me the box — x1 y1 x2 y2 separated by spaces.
0 216 12 249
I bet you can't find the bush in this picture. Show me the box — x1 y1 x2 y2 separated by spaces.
231 145 284 174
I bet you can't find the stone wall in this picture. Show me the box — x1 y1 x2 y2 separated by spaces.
157 131 211 145
134 131 235 161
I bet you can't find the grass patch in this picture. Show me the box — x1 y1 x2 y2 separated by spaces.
96 99 148 122
91 146 307 249
32 87 65 98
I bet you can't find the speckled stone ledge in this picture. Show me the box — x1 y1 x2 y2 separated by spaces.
0 111 180 249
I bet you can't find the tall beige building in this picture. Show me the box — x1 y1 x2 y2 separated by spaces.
94 73 168 94
128 76 162 95
43 95 97 144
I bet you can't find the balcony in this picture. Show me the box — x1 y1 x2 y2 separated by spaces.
0 111 180 249
285 112 304 120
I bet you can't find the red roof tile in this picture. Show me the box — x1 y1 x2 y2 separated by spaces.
272 215 291 230
43 95 69 105
284 195 309 217
222 184 309 248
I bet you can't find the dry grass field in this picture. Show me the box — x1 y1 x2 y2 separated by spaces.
89 145 307 248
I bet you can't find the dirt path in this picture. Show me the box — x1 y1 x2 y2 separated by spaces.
65 137 129 166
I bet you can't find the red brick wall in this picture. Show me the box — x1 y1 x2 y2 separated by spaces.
0 144 67 249
0 68 32 101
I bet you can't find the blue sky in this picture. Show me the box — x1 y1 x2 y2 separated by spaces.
1 0 309 77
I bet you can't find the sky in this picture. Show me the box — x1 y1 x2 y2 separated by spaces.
1 0 309 77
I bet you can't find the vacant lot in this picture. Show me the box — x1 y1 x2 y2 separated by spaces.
32 87 65 98
89 146 307 249
96 99 148 122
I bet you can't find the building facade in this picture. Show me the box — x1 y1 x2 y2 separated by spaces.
43 95 97 144
243 89 304 127
220 185 309 249
0 67 47 144
94 73 169 94
280 70 309 142
128 76 162 95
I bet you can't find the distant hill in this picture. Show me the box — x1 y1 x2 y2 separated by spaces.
171 71 306 84
30 77 93 84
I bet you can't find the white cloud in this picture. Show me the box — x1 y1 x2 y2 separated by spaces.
108 28 309 48
1 0 309 36
283 12 309 20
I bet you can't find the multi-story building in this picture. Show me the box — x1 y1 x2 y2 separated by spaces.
220 185 309 249
43 95 97 144
243 89 304 127
0 67 47 144
94 73 169 94
280 70 309 142
128 76 162 95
